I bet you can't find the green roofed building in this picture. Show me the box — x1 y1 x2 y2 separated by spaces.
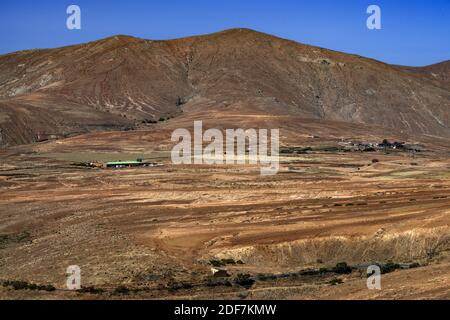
105 159 145 168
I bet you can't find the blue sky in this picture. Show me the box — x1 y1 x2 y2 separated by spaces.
0 0 449 66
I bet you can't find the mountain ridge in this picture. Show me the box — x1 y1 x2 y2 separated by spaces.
0 28 449 147
2 29 448 68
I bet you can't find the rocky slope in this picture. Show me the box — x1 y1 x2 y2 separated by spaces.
0 28 449 146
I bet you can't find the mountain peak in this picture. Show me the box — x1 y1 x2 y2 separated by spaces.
0 29 449 147
98 34 142 44
206 28 281 40
216 28 261 35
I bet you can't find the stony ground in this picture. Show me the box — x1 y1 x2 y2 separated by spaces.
0 140 449 299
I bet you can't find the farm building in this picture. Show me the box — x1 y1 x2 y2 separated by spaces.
105 159 155 168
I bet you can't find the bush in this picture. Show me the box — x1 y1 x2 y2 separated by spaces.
209 259 225 267
28 283 38 290
319 267 329 274
142 119 157 124
176 97 187 106
113 285 130 295
38 284 56 292
380 262 401 274
167 281 194 292
332 262 352 274
0 232 31 246
328 278 343 285
209 258 239 267
298 269 321 276
234 274 255 288
206 278 232 287
2 280 55 291
0 235 9 245
16 231 31 242
78 286 105 294
222 258 236 265
3 280 29 290
256 273 276 281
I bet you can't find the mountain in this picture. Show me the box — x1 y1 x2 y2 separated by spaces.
403 60 450 88
0 28 449 147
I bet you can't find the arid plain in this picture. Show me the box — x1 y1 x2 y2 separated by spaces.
1 122 449 299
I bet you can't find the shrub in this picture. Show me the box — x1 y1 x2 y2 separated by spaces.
209 259 225 267
16 231 31 242
0 232 31 246
113 285 130 295
78 286 105 294
28 283 38 290
0 235 9 245
319 267 329 274
298 269 321 276
2 280 55 291
38 284 56 292
222 258 236 265
167 281 194 292
142 119 158 124
176 97 187 106
345 203 355 206
206 278 232 287
256 273 277 281
332 262 352 274
328 278 343 285
209 258 239 267
234 274 255 288
3 280 29 290
380 262 401 274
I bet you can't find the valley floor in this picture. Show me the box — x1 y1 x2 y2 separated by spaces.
0 144 449 299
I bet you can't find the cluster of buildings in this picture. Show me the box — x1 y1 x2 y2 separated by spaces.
346 140 422 152
85 159 162 169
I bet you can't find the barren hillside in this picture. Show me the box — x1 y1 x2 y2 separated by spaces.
0 28 449 147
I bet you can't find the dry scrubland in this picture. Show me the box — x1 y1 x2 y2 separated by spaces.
0 134 449 300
